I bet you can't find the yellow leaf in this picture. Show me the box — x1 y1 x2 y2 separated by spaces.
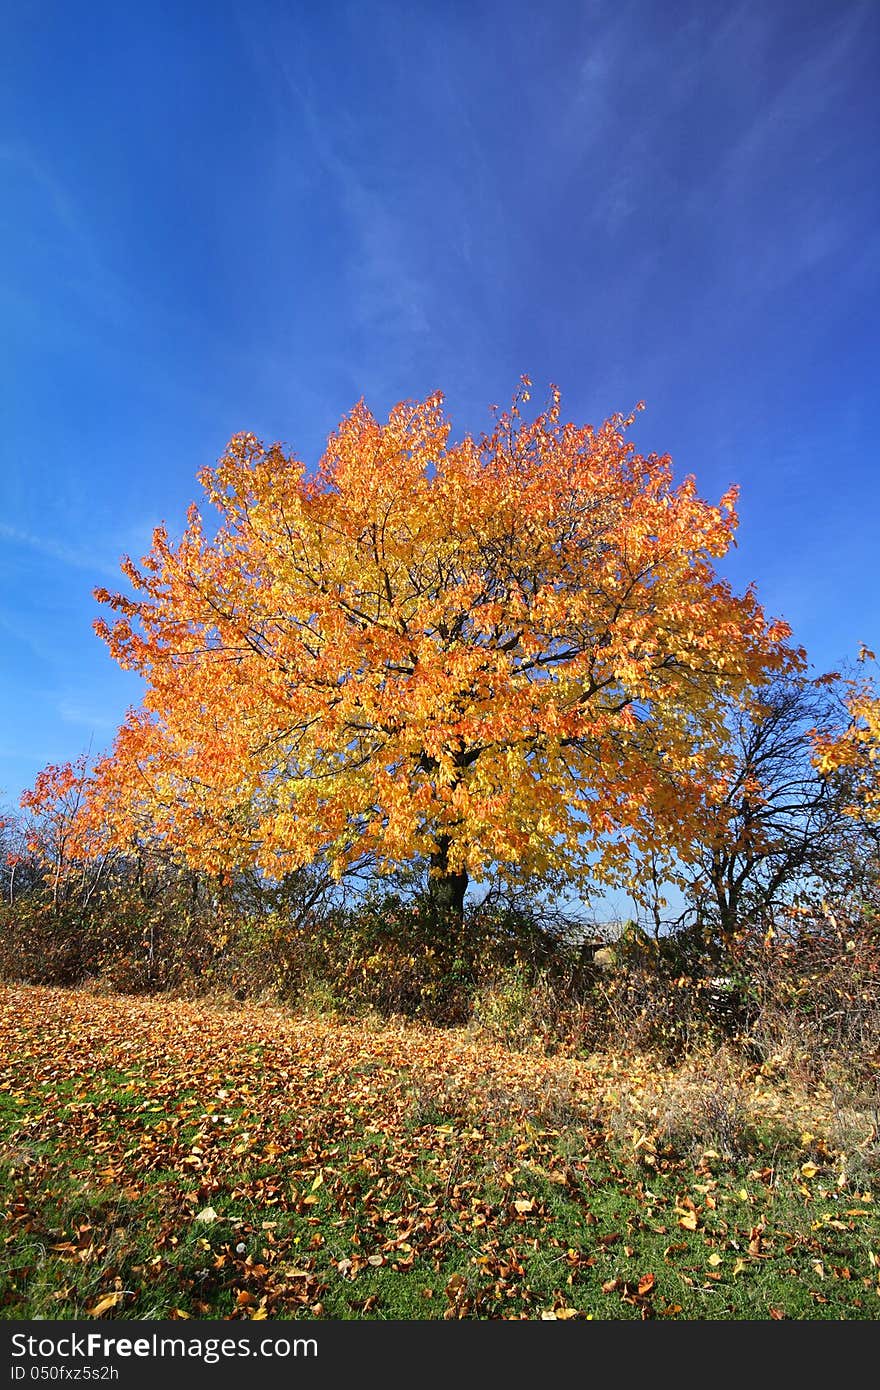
88 1291 123 1317
678 1211 698 1231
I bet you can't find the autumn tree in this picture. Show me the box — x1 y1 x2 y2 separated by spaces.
0 810 38 907
92 382 796 924
19 756 115 912
813 646 880 827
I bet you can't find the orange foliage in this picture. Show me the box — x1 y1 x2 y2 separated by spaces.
813 646 880 823
20 756 100 865
86 382 799 891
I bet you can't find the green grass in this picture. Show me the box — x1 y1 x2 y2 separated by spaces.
0 983 877 1320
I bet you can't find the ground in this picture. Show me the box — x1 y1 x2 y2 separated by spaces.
0 984 877 1320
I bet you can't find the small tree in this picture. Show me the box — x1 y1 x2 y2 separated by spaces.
677 675 864 938
813 646 880 827
92 383 796 923
19 756 113 912
0 810 38 907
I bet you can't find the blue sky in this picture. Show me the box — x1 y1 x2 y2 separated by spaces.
2 0 878 813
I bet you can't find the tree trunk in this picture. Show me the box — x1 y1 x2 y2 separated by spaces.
429 835 468 925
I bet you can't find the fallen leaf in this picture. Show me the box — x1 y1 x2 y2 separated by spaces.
87 1292 123 1317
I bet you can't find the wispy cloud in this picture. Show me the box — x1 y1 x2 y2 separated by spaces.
57 700 117 735
0 141 90 246
0 140 134 338
685 4 871 301
0 523 121 579
279 63 431 343
235 7 438 388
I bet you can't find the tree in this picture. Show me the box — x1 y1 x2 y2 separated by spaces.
0 810 39 907
813 646 880 826
638 674 865 940
92 382 796 923
19 755 114 912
